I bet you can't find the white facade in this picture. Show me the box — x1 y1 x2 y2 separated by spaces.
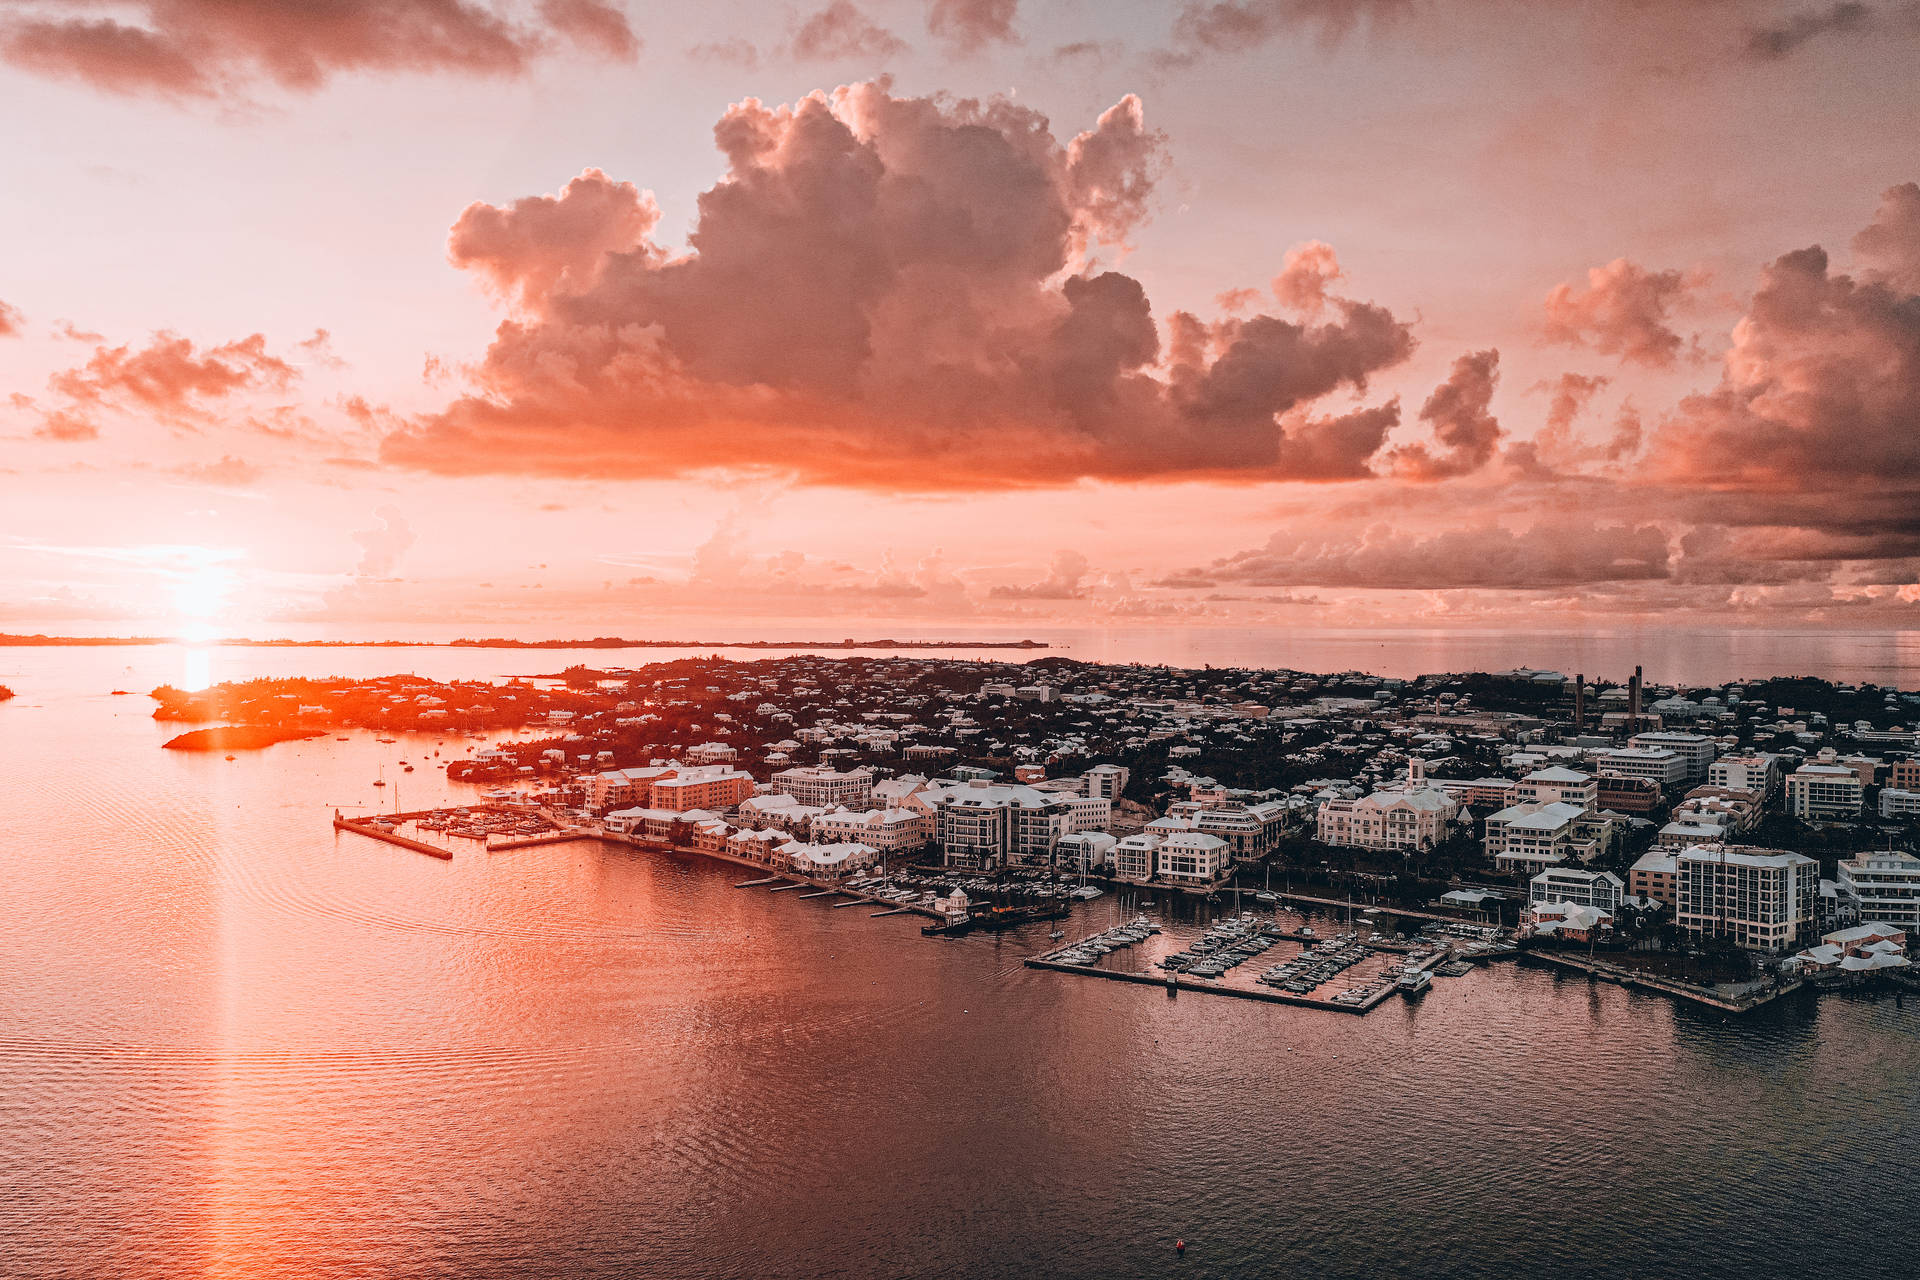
1785 764 1863 819
1513 766 1598 808
1486 801 1610 870
1594 747 1687 789
1156 830 1230 885
1675 845 1818 951
1113 832 1159 881
933 781 1073 869
1527 867 1625 912
1083 763 1129 799
1627 731 1716 783
810 806 931 854
1881 788 1920 819
1708 753 1781 799
1315 764 1457 852
771 764 875 809
1837 850 1920 930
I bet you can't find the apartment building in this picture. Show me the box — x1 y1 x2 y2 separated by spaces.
1629 849 1679 906
771 764 875 809
1709 752 1782 799
1083 763 1130 799
1836 850 1920 930
1195 800 1290 861
1593 747 1688 790
810 806 931 855
1527 867 1626 912
1513 766 1598 808
1880 789 1920 820
649 765 757 812
1113 832 1159 881
1316 760 1458 853
933 781 1074 870
1156 830 1231 885
1485 801 1613 871
1628 731 1716 783
1675 845 1819 951
1785 763 1864 819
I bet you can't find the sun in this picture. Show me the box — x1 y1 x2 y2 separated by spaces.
171 560 233 644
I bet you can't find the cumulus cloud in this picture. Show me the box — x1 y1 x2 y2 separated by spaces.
35 331 299 439
1650 225 1920 493
1270 240 1343 316
0 298 22 337
352 506 415 578
991 549 1091 599
448 167 662 307
1390 349 1502 480
385 83 1417 489
791 2 906 60
1185 518 1673 590
0 0 638 100
1745 2 1873 59
927 0 1019 52
1852 180 1920 292
1542 258 1700 368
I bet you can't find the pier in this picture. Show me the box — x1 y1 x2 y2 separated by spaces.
593 828 947 920
332 812 453 861
1519 950 1805 1014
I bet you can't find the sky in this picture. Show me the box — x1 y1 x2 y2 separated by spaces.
2 0 1919 639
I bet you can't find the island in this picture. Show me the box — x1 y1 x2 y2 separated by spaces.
161 725 325 752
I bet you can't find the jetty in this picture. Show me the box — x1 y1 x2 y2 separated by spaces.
1519 950 1805 1014
332 811 453 861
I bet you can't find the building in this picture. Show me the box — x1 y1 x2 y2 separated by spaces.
1889 759 1920 791
1675 845 1818 951
1595 774 1660 814
1836 850 1920 930
1112 832 1159 881
1628 731 1716 783
1083 763 1130 799
1522 900 1614 943
1709 752 1782 800
1438 777 1519 809
1056 831 1117 875
1528 867 1625 912
1194 800 1290 861
770 764 875 809
1155 830 1231 885
1513 766 1598 808
1315 761 1458 853
1878 789 1920 820
648 765 757 812
1593 747 1687 790
1485 801 1613 871
685 741 738 764
1785 764 1864 819
810 806 931 855
1629 850 1679 906
781 840 879 880
933 781 1074 870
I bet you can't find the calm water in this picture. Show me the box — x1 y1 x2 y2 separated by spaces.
2 645 1918 1279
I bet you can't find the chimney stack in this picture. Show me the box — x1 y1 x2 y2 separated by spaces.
1574 674 1585 728
1629 666 1643 720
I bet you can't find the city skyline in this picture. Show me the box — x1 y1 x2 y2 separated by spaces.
4 0 1920 636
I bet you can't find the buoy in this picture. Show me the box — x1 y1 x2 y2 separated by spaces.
1175 1239 1185 1256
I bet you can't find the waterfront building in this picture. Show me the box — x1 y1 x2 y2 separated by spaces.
1675 845 1818 951
649 765 757 812
1056 831 1117 874
1112 832 1159 881
781 840 879 880
1527 867 1625 912
1629 850 1679 906
1836 850 1920 930
1523 900 1613 942
771 764 875 809
1485 801 1613 871
1784 764 1864 819
1315 760 1458 853
1155 830 1231 886
737 792 824 835
933 781 1074 870
810 806 931 855
1194 800 1290 861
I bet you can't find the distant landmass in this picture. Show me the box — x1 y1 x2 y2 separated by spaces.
0 633 1047 651
161 725 325 752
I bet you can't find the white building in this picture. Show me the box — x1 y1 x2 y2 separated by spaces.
933 781 1074 870
1709 752 1782 800
1594 747 1687 790
1785 764 1864 819
1084 763 1130 799
1527 867 1625 912
1881 789 1920 820
1836 850 1920 930
1628 731 1716 783
771 764 875 809
1485 801 1612 871
1155 830 1231 885
1056 831 1118 874
1315 761 1458 853
810 806 931 855
1113 832 1159 881
1675 845 1819 951
781 840 879 880
1513 766 1598 808
1195 800 1291 861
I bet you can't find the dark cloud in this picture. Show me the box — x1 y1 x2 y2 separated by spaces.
0 0 638 100
1390 349 1502 479
386 84 1417 489
1745 2 1873 59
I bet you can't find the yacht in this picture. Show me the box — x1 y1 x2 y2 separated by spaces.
1397 969 1433 995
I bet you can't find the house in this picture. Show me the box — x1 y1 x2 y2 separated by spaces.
1523 900 1614 942
1527 867 1625 912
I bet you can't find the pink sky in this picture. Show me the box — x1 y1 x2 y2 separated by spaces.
3 0 1919 638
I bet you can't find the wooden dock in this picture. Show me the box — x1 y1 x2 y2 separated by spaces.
1520 950 1803 1014
332 812 452 861
487 830 586 851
